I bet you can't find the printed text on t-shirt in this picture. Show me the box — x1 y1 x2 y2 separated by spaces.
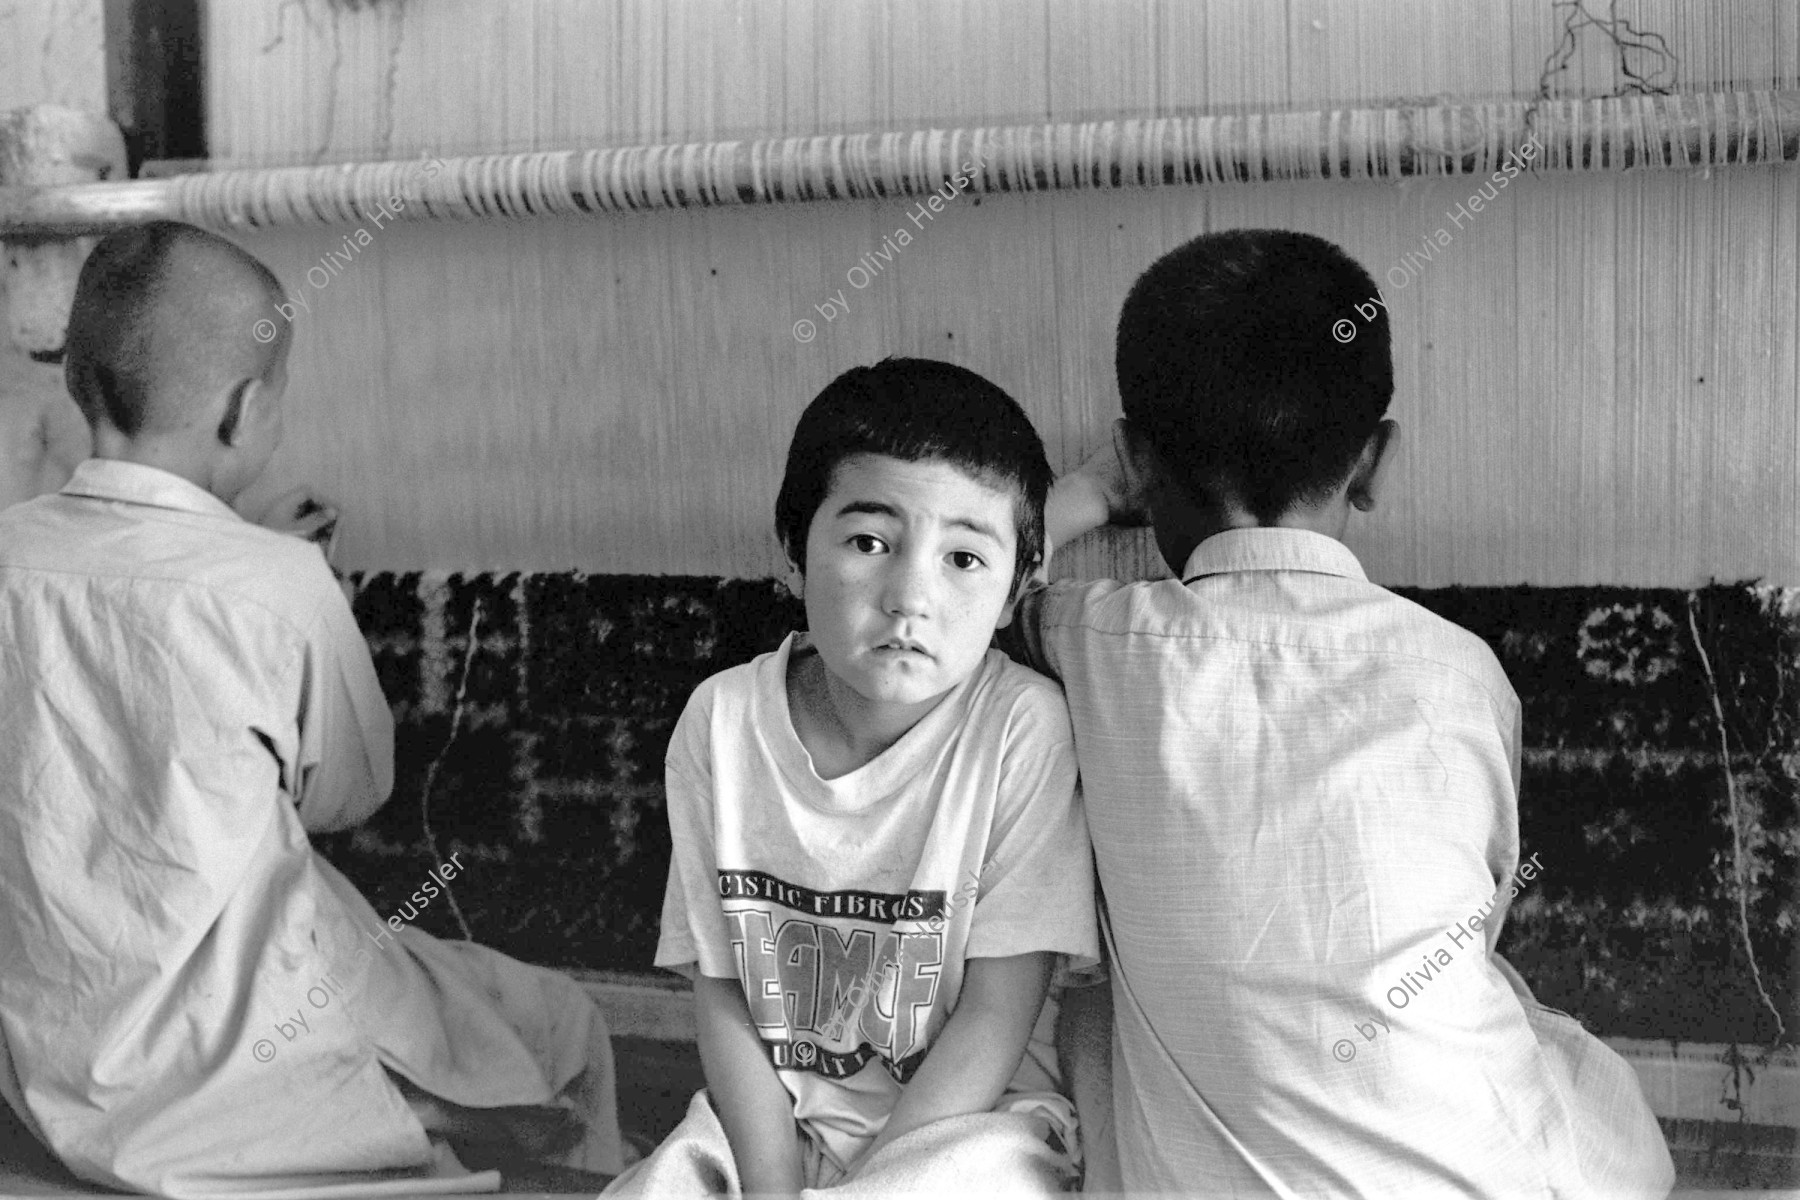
721 869 950 1083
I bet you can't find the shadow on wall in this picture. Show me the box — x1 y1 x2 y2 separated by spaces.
316 573 1799 1047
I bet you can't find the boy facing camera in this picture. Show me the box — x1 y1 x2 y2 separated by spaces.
0 221 623 1198
614 359 1098 1198
1026 230 1675 1196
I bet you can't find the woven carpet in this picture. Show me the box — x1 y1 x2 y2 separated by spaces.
324 574 1799 1046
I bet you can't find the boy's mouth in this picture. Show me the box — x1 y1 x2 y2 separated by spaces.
872 637 930 658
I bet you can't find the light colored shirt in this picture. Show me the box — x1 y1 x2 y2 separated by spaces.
1015 527 1670 1198
657 635 1098 1174
0 459 614 1199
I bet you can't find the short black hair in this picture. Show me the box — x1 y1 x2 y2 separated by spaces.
775 357 1051 595
1115 229 1394 522
64 220 286 437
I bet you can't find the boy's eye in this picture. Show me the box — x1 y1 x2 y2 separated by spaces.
948 550 985 571
848 534 888 555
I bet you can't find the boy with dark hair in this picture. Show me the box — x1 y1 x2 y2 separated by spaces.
614 358 1097 1198
0 220 624 1198
1024 230 1674 1196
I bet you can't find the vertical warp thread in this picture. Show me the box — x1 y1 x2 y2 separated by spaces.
1685 591 1786 1041
513 574 543 844
418 576 449 715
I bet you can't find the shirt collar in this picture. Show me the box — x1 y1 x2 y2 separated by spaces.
1180 527 1368 583
59 458 242 522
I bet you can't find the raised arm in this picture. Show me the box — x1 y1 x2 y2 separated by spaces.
1004 420 1155 671
694 973 805 1200
851 950 1054 1173
1044 418 1154 558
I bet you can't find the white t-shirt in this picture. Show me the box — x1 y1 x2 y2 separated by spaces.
657 634 1098 1171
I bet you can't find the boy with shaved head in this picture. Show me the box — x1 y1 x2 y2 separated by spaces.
0 221 624 1198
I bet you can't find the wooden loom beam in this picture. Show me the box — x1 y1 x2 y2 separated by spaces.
4 91 1798 236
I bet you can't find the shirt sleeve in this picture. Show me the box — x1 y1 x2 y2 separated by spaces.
997 581 1057 679
1054 858 1110 989
964 681 1099 970
997 578 1108 686
291 567 395 833
654 686 735 980
1482 683 1527 953
1501 688 1523 797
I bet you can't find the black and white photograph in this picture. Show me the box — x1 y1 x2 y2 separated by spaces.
0 2 1794 1196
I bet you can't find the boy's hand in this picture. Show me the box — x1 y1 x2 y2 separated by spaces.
257 486 341 560
848 951 1053 1177
694 974 806 1198
1044 420 1154 558
393 1071 585 1165
1077 419 1153 527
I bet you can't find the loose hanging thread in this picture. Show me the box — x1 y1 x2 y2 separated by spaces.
1538 0 1679 100
1527 1 1679 148
418 596 481 942
1685 591 1786 1045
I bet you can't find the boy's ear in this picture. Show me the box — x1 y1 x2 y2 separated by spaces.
992 572 1025 631
1117 419 1163 505
215 378 256 447
1348 419 1399 512
1117 417 1152 470
782 555 805 602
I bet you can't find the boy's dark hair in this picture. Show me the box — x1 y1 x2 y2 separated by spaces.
776 357 1051 595
1115 229 1393 522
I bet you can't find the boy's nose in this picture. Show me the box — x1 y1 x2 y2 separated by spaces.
880 552 932 617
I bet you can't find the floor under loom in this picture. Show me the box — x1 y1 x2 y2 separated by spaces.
1 1037 1793 1197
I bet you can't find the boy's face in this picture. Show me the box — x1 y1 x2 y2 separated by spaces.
799 453 1018 717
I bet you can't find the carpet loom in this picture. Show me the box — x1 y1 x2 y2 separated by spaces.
5 0 1797 1059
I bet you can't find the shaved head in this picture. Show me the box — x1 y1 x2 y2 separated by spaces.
64 221 287 437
